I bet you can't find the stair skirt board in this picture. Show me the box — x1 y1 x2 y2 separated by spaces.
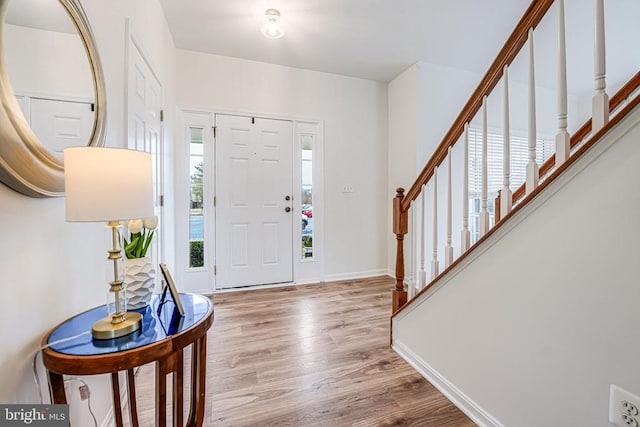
391 102 640 427
393 340 504 427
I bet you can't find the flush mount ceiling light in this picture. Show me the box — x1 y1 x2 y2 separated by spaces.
262 8 284 39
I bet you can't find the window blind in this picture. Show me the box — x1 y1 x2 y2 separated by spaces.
468 127 554 198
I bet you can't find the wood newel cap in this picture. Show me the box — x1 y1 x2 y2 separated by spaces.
395 188 405 198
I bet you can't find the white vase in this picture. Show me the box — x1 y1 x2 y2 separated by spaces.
123 257 155 310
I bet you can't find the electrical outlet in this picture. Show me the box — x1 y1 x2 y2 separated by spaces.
78 384 89 401
622 414 639 427
610 385 640 427
342 184 354 193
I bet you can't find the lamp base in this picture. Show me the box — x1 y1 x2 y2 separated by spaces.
92 312 143 340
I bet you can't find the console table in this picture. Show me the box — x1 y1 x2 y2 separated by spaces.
41 293 214 427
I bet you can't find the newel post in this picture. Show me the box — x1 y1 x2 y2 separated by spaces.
393 188 408 312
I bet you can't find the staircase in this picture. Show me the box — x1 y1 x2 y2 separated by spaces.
390 1 640 426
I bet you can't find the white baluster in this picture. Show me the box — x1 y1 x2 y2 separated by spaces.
445 147 454 267
431 169 439 280
480 97 489 237
502 65 512 218
408 205 416 298
418 185 427 289
592 0 609 132
555 0 570 166
461 123 471 251
526 28 539 195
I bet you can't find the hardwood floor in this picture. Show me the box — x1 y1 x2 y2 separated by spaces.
128 276 475 426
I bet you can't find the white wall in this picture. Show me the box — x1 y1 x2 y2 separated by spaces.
0 1 176 426
387 64 419 275
386 61 481 283
414 62 481 285
393 105 640 427
416 62 481 171
5 24 93 99
175 50 388 280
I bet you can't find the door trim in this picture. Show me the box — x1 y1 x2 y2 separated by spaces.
124 20 165 265
176 107 324 293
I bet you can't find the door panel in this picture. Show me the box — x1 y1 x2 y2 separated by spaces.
262 223 279 265
30 98 94 154
216 114 293 288
127 42 163 282
231 223 250 267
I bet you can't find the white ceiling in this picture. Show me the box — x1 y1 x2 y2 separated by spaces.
7 0 637 93
159 0 639 93
159 0 534 83
6 0 76 35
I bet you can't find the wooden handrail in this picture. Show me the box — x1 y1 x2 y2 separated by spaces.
401 0 555 211
393 77 640 318
511 71 640 204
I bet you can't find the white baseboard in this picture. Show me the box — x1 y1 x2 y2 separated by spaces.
212 269 395 293
213 271 391 293
392 340 504 427
215 281 297 293
322 269 390 282
294 277 323 286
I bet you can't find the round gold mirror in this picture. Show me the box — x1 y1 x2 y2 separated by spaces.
0 0 105 197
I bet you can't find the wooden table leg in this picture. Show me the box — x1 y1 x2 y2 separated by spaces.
126 369 139 427
173 350 184 427
156 360 167 427
111 373 124 427
196 335 207 426
47 371 67 404
186 341 199 426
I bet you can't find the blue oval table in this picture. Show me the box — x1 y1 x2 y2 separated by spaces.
41 293 214 427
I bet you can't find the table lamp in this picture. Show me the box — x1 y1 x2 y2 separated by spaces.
64 147 154 339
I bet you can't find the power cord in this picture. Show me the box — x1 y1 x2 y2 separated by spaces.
32 330 91 404
31 331 98 427
63 378 98 427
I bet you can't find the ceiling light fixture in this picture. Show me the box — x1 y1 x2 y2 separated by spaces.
262 8 284 39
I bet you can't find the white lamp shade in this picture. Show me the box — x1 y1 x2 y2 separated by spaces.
64 147 154 222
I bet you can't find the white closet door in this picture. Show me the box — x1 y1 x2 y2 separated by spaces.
127 41 164 277
30 98 94 154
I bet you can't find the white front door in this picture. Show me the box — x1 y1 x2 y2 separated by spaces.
127 41 164 275
215 114 293 288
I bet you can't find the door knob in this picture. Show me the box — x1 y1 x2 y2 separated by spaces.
285 196 291 201
285 207 291 212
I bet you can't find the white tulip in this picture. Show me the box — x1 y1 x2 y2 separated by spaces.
143 216 158 230
128 219 143 234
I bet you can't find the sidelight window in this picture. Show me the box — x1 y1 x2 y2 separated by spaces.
301 134 313 259
189 127 205 268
